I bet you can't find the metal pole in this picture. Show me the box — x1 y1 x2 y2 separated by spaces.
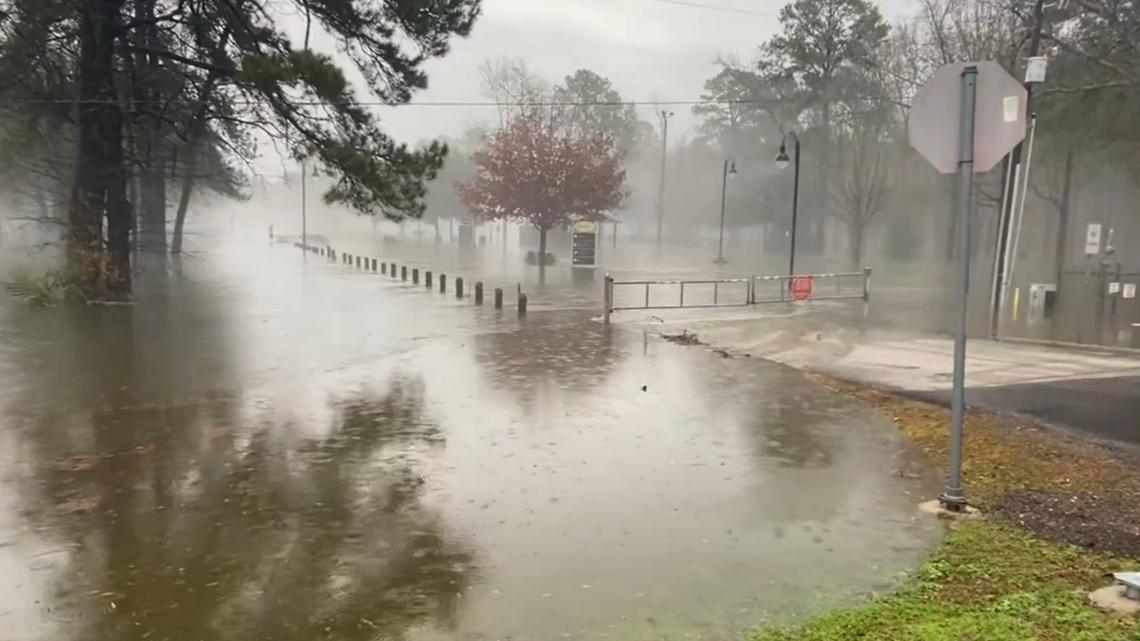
301 161 308 257
789 137 801 279
989 155 1016 337
1004 114 1038 316
603 274 612 324
941 65 978 512
989 0 1046 338
656 111 671 251
716 159 728 264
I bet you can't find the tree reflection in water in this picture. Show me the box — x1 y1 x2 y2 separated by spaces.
31 376 474 641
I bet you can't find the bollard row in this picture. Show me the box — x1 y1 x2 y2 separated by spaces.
301 244 526 315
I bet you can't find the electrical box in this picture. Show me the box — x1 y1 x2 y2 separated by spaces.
1027 283 1057 326
1025 56 1048 84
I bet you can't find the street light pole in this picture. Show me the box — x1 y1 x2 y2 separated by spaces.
775 133 801 277
301 160 308 256
655 110 673 251
715 159 736 264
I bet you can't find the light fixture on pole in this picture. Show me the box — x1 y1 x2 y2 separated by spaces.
775 133 801 279
715 159 737 264
655 110 674 251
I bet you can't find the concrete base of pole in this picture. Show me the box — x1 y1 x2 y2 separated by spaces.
918 499 980 519
1089 586 1140 615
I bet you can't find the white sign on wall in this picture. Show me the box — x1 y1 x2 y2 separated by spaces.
1124 283 1137 300
1085 223 1102 255
1109 282 1121 294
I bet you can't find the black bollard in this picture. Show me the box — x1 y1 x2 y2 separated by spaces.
355 256 361 269
475 282 484 305
425 271 433 288
494 288 503 309
412 269 419 285
372 258 378 272
455 277 464 298
518 292 528 316
440 274 446 293
381 263 387 275
401 266 407 281
391 263 397 277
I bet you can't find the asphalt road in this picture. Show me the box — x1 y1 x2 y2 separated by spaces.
916 375 1140 447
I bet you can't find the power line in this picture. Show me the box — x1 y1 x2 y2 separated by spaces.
0 98 765 107
649 0 777 17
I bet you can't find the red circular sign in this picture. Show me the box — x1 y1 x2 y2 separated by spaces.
791 276 813 301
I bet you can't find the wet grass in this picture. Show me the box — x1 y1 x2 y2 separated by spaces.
751 375 1140 641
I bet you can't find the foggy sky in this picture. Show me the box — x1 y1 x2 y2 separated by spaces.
286 0 915 155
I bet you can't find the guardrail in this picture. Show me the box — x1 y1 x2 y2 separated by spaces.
603 267 871 324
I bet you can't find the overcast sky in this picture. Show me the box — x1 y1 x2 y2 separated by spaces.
371 0 916 146
262 0 916 176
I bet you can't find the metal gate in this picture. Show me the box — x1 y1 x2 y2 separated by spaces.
603 268 871 323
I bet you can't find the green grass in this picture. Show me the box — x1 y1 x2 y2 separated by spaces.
753 519 1137 641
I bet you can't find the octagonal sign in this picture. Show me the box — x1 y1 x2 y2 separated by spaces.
909 61 1027 174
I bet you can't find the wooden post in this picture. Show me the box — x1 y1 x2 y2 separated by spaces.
494 288 503 309
372 258 378 272
475 282 484 305
381 263 387 275
455 277 464 298
518 292 528 316
426 271 433 288
440 274 447 293
413 269 419 285
401 266 407 281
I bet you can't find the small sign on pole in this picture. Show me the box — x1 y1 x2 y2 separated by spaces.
1109 282 1121 295
1085 223 1103 255
791 276 813 301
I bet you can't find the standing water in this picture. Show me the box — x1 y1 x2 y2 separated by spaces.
0 245 939 641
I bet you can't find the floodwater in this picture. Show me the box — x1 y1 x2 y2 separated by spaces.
0 243 940 641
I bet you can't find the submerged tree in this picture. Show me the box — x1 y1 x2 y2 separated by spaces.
456 117 626 281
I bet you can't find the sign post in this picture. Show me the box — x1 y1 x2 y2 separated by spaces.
941 65 979 511
908 61 1025 512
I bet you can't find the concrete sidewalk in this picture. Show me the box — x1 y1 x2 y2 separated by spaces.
612 303 1140 446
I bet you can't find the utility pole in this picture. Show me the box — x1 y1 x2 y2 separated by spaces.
655 110 673 251
989 0 1047 337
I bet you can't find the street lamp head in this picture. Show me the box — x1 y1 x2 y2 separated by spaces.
774 142 790 170
728 160 738 177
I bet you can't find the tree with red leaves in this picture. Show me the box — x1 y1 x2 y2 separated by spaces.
456 118 626 277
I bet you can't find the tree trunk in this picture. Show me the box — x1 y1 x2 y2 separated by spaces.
538 226 547 285
134 0 167 254
170 142 199 255
850 222 864 270
1053 150 1074 298
70 0 130 298
138 131 167 253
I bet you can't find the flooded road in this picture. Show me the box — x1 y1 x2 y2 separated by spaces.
0 244 940 641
